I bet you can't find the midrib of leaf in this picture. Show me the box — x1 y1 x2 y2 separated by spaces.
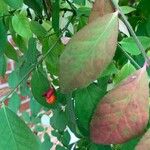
3 106 18 150
89 12 118 52
74 13 118 73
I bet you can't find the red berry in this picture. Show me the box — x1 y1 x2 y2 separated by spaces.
42 88 56 104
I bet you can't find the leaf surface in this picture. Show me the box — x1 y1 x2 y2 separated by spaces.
3 0 23 9
59 12 118 93
31 69 54 108
12 14 32 39
0 106 40 150
90 66 149 144
119 36 150 55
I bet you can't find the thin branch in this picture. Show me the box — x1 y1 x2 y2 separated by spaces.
66 0 76 15
111 0 150 66
118 44 141 69
0 15 74 103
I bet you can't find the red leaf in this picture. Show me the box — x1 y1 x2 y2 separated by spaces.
90 66 149 144
89 0 115 22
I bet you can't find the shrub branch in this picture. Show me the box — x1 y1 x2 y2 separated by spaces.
111 0 150 66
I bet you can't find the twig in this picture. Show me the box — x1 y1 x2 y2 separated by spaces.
0 15 74 103
111 0 150 66
118 44 141 69
66 0 76 15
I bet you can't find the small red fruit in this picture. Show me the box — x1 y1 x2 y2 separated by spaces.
42 88 56 104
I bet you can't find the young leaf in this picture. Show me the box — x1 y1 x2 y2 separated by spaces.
90 66 149 144
3 0 23 9
0 105 40 150
12 14 32 39
135 129 150 150
59 12 118 93
120 6 136 14
89 0 114 22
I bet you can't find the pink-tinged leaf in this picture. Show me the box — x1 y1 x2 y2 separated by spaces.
59 12 118 93
90 66 149 144
89 0 115 22
135 129 150 150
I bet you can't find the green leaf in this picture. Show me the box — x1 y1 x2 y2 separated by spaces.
89 143 112 150
0 105 40 150
8 70 20 88
50 109 67 131
56 145 66 150
5 42 18 61
8 93 21 113
52 0 60 34
35 125 44 132
0 55 6 77
3 0 23 9
59 12 118 93
119 36 150 55
121 136 140 150
75 83 106 136
13 35 28 53
31 69 53 108
101 63 118 77
120 6 136 14
73 0 85 5
0 19 7 55
42 36 64 75
21 112 30 123
61 130 71 146
0 0 8 15
41 133 53 150
30 97 42 117
19 38 38 78
77 7 91 17
23 0 43 17
12 14 32 39
138 0 150 18
114 62 136 84
30 21 47 38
